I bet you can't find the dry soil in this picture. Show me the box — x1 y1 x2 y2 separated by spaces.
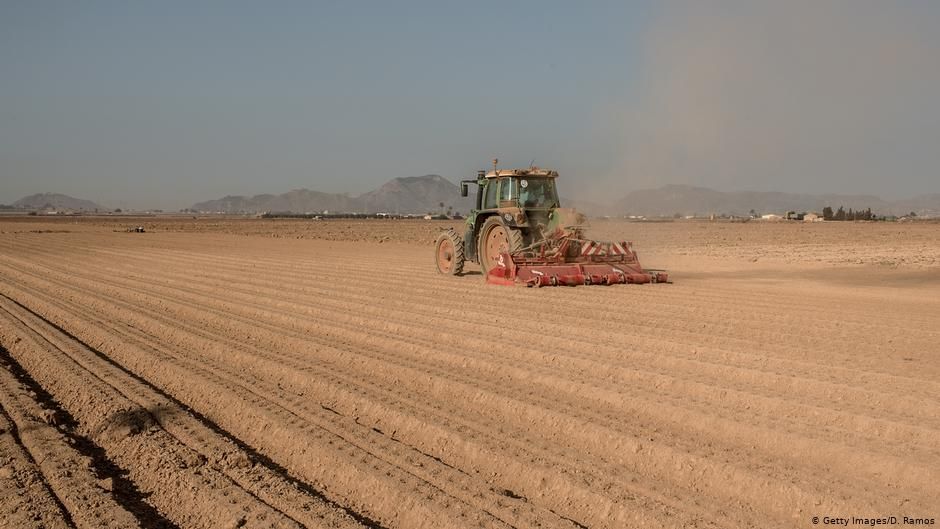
0 216 937 529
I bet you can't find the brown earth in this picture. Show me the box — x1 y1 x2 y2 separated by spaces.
0 216 937 529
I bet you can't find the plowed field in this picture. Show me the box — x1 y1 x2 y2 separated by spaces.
1 217 938 529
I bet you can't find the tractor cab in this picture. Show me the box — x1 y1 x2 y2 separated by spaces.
456 167 560 269
472 170 559 211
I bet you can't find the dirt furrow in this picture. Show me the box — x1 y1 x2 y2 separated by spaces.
3 254 932 520
18 238 938 390
1 230 937 528
132 257 940 430
0 346 143 529
10 254 936 477
19 237 940 399
0 387 73 529
62 237 940 341
16 235 939 338
56 283 719 528
0 256 720 517
4 245 937 438
0 295 373 529
0 283 572 529
0 300 311 529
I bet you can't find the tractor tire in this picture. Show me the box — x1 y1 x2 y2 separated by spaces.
477 216 524 276
434 228 465 275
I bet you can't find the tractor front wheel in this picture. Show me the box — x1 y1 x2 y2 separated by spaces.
434 229 465 275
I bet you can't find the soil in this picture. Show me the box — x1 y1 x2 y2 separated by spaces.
0 216 937 528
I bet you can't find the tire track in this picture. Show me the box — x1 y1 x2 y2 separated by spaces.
0 392 73 529
0 300 312 529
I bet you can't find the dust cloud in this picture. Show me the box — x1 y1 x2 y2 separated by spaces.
607 1 940 198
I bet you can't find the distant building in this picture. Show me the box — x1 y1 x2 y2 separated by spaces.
803 213 823 222
760 214 783 221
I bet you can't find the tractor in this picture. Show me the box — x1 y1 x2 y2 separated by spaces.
434 165 668 287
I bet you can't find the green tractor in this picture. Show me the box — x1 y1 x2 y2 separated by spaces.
435 166 573 276
435 165 668 287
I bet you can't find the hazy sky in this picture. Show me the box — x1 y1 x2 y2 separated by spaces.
2 1 938 209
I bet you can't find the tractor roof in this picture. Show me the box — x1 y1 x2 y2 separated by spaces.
483 167 558 178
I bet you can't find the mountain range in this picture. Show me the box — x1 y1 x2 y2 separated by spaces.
7 177 939 217
190 175 476 215
191 179 939 217
12 193 104 211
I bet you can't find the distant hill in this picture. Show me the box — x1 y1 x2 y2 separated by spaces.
613 185 939 217
357 174 474 215
191 175 475 215
13 193 103 211
191 190 361 214
891 193 940 217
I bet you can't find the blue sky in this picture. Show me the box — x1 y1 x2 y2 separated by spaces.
1 1 938 209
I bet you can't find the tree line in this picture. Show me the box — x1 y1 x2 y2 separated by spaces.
822 206 875 221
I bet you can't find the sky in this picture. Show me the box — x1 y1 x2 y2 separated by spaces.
1 1 938 210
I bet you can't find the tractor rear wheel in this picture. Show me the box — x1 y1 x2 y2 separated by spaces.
477 216 523 276
434 229 465 275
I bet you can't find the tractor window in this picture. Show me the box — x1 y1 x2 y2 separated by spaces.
499 178 514 202
518 178 559 208
483 180 499 209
